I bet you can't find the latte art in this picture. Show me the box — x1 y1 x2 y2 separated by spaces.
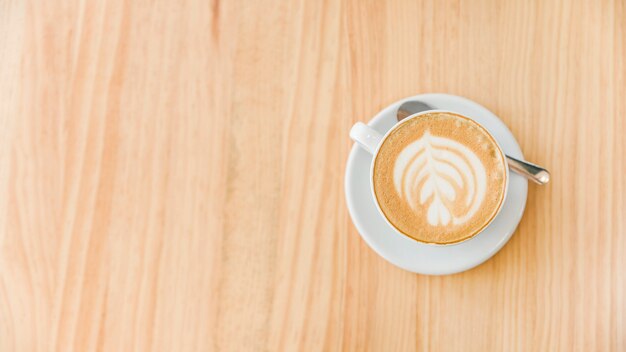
393 131 487 226
372 112 507 244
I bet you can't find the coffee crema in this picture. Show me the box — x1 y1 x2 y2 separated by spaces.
373 112 507 244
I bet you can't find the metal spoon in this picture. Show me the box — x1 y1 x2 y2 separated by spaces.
397 101 550 185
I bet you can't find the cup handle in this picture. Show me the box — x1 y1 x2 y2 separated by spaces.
350 122 383 154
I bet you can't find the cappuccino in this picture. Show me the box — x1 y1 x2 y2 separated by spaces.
373 112 507 244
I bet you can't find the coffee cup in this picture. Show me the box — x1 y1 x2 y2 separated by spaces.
350 110 509 245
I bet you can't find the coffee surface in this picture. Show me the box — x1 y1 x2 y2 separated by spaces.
373 112 507 244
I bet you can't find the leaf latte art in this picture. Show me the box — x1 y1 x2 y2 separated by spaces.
393 130 487 227
373 112 506 244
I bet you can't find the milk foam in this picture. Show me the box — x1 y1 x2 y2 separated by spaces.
393 130 487 226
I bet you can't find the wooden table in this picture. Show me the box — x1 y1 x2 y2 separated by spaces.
1 0 624 350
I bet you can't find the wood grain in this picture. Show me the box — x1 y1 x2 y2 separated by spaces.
0 0 624 350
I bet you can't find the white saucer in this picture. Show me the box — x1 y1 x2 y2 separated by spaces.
345 94 528 275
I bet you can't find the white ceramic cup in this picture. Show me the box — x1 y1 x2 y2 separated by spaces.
349 110 510 245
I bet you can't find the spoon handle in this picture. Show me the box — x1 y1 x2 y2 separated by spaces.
505 155 550 184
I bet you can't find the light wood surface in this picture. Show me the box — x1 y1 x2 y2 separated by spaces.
1 0 624 351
